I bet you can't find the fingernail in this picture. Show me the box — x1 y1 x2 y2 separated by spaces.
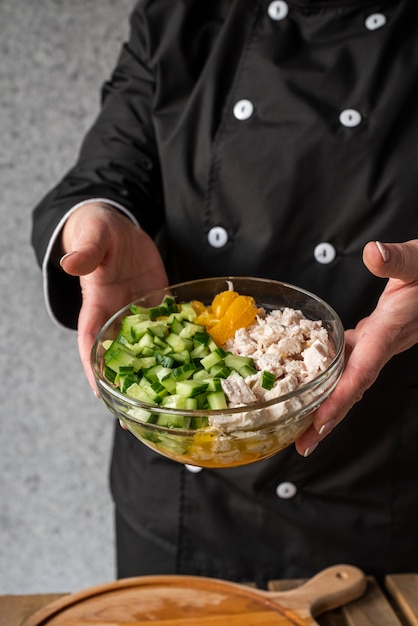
59 251 77 267
304 442 319 457
318 419 335 437
375 241 389 262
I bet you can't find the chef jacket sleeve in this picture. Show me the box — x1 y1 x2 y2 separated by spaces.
31 3 164 328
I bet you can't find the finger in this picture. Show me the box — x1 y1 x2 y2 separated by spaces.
294 330 387 457
77 294 112 391
60 245 105 276
363 240 418 281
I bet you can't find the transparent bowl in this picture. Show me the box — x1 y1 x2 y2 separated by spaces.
91 277 345 468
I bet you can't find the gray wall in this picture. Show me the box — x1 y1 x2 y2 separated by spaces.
0 0 136 594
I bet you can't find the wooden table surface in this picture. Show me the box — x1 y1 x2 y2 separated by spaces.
1 574 417 626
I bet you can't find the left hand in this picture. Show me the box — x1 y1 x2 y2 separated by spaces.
295 239 418 457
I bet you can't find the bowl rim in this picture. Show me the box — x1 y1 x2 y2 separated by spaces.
91 276 345 417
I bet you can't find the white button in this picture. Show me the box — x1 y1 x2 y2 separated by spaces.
276 481 297 499
208 226 229 248
233 99 254 121
268 1 289 20
185 464 203 473
365 13 387 30
314 242 336 264
339 109 362 128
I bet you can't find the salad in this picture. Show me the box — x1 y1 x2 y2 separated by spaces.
101 286 334 432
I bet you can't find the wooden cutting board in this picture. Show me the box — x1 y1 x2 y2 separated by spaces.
21 564 366 626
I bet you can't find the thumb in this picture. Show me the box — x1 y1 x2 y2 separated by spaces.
363 240 418 282
59 244 106 276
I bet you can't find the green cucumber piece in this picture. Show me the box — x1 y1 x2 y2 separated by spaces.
165 332 187 352
160 373 176 394
209 364 231 379
143 364 165 383
190 416 209 429
120 313 150 341
179 321 206 339
157 414 192 428
201 350 225 371
169 316 185 335
206 390 228 410
224 353 255 371
104 341 142 374
179 302 197 321
176 380 209 398
193 331 211 346
260 370 276 390
172 363 196 380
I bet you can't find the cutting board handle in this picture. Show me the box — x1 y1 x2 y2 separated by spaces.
265 564 367 622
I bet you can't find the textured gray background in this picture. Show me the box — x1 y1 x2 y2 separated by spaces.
0 0 137 594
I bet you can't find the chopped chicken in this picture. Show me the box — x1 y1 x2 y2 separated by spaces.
210 307 334 430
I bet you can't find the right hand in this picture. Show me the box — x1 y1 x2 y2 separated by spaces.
59 202 168 388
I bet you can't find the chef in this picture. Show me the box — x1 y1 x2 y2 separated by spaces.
32 0 418 586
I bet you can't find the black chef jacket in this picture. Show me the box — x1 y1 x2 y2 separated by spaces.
32 0 418 584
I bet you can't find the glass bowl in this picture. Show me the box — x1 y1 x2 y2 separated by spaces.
91 277 345 468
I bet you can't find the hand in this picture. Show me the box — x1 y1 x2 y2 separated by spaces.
60 202 168 388
294 239 418 457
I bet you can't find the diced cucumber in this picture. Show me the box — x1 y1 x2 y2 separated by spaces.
143 364 165 383
156 434 189 455
169 316 184 335
139 346 156 357
206 390 228 410
179 321 206 339
156 366 174 382
135 331 155 351
176 380 209 398
165 332 187 352
179 302 197 321
172 363 196 380
160 373 176 394
156 414 192 429
148 304 170 319
201 350 225 371
104 341 142 374
190 416 209 429
190 343 209 360
192 369 211 382
150 380 169 399
156 353 175 368
120 313 150 341
209 364 231 378
127 407 155 423
162 295 176 307
239 364 258 378
161 394 187 409
224 353 255 372
260 370 276 390
125 382 155 404
193 331 211 346
120 373 139 392
136 356 157 370
104 365 117 383
129 304 150 315
205 377 223 392
130 320 167 341
171 349 191 365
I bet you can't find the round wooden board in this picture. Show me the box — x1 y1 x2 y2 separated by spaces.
21 565 366 626
21 576 304 625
